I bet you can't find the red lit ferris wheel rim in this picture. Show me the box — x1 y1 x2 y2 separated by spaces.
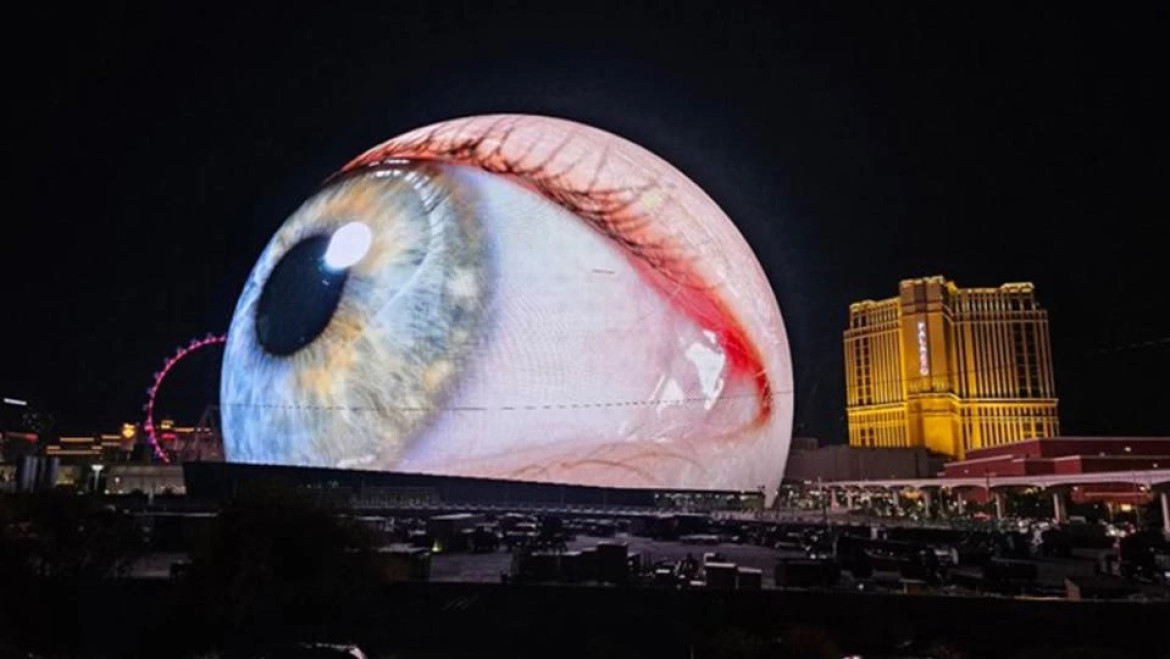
143 334 226 463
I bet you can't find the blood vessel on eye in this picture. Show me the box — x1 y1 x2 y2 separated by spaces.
341 115 774 428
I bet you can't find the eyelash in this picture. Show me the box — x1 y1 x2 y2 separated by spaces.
332 121 694 288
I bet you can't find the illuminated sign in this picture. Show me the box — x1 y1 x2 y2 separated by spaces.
917 320 930 375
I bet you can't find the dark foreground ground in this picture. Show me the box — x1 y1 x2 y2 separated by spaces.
3 578 1167 659
135 535 1119 592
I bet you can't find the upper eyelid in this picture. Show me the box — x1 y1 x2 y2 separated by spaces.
337 115 775 427
336 117 698 287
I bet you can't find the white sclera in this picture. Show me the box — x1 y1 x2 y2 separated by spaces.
323 221 374 270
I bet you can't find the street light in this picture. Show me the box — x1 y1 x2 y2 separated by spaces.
985 471 1001 521
817 477 829 527
90 464 105 494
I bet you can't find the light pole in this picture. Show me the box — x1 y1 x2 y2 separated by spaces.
90 464 104 495
817 477 829 527
985 472 1004 521
985 471 991 519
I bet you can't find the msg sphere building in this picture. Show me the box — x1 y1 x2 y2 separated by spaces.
221 114 793 497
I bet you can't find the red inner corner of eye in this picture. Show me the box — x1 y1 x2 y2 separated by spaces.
638 264 773 428
719 325 773 422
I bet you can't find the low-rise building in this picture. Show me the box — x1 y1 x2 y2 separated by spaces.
942 436 1170 505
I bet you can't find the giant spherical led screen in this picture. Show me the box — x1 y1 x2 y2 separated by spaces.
221 114 793 494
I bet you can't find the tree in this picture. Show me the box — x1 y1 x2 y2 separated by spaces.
0 491 144 655
176 485 381 655
0 490 141 581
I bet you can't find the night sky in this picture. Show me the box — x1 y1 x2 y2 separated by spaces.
5 4 1166 440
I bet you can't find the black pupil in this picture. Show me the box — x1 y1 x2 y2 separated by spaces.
255 235 348 356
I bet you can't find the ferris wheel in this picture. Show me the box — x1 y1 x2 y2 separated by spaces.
143 334 226 463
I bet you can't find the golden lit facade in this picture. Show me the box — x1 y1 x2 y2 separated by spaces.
845 276 1059 459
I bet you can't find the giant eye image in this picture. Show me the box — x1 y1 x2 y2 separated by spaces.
221 114 793 494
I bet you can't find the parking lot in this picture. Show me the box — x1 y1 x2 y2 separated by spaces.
429 533 798 585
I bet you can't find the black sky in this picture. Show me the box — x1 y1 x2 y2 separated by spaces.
4 3 1166 439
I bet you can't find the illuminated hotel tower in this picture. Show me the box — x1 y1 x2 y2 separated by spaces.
844 276 1059 459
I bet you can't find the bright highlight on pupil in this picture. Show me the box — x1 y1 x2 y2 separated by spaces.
324 221 374 270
